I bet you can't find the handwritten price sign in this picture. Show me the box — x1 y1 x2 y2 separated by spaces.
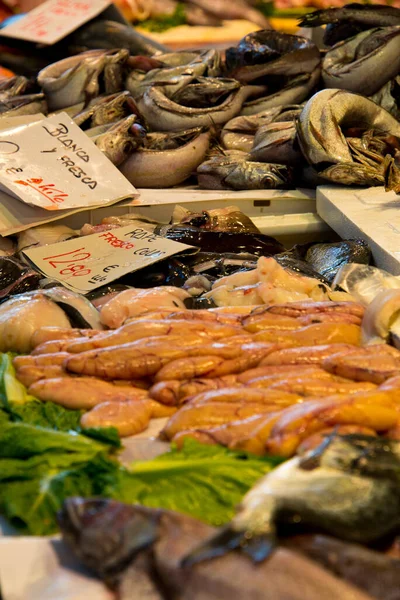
0 0 112 45
23 224 195 294
0 113 137 211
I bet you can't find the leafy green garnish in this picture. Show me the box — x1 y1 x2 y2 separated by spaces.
139 2 187 33
0 352 281 535
115 440 282 527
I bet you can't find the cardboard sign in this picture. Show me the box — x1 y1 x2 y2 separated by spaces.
23 224 194 293
0 0 112 45
0 113 137 211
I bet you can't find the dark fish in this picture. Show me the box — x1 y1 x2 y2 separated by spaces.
275 255 331 286
280 239 371 284
154 225 285 255
225 30 320 84
299 3 400 46
171 77 241 109
285 534 400 600
59 498 373 600
187 251 259 278
183 434 400 567
0 256 41 301
66 19 168 56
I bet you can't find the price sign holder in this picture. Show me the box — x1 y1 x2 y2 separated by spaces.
23 224 195 294
0 112 137 211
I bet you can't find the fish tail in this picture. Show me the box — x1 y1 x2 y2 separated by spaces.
181 526 276 568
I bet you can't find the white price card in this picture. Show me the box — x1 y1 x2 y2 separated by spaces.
0 112 137 211
23 224 195 294
0 0 112 45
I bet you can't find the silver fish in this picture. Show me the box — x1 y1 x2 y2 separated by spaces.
222 105 302 152
94 116 146 166
38 49 128 111
322 27 400 96
138 84 263 132
241 69 320 116
197 155 292 190
120 129 210 187
126 49 221 100
250 121 302 165
297 88 400 166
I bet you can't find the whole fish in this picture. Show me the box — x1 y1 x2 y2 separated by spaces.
322 27 400 96
318 163 385 187
222 105 302 152
138 85 262 132
120 128 210 187
38 49 127 111
241 69 320 116
58 498 373 600
250 121 302 165
183 434 400 567
184 0 271 28
299 3 400 46
93 115 146 166
126 50 221 100
297 88 400 166
197 155 292 190
66 19 168 56
226 30 320 84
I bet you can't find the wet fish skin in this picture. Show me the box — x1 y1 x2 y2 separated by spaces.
319 163 385 187
226 30 320 84
66 19 168 56
38 50 118 111
73 91 138 128
0 93 47 118
250 121 302 165
322 27 400 97
197 155 292 190
369 76 400 120
299 4 400 30
241 69 320 115
172 77 241 108
138 84 260 132
183 435 400 568
297 88 400 167
120 129 211 188
94 115 146 166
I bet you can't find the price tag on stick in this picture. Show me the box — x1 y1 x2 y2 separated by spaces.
23 225 195 294
0 113 137 211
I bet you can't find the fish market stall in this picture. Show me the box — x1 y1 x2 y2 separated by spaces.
1 2 400 599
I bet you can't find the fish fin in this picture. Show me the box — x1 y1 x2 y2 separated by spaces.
181 526 276 568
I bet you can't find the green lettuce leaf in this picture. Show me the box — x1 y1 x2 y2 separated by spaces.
116 440 283 526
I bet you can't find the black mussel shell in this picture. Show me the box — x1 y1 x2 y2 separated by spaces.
155 226 285 256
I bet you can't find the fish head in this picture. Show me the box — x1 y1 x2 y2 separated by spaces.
58 498 160 585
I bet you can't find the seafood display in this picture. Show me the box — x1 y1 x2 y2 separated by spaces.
2 6 400 191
